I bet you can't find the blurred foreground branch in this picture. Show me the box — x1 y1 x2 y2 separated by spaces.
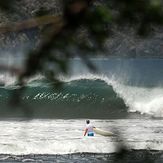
0 15 61 34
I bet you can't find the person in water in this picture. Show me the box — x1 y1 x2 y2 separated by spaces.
84 120 95 136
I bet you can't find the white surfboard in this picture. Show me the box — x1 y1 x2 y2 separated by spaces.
93 128 115 136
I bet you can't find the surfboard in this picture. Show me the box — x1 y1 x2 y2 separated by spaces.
93 128 115 136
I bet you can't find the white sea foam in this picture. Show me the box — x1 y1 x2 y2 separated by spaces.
0 74 45 88
0 119 162 155
0 119 115 154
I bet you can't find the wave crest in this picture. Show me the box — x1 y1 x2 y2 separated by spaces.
0 73 163 117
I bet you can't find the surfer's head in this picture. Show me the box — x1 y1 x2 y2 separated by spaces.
86 120 90 124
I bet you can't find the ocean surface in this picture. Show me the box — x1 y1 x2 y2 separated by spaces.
0 58 163 162
0 119 163 162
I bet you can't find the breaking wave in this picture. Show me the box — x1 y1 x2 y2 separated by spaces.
0 73 162 118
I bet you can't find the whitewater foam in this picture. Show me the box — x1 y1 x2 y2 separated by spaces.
0 119 163 154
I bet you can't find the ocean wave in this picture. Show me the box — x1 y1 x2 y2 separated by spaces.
0 73 163 118
58 74 163 117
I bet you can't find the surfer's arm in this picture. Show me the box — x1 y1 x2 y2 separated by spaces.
84 128 88 136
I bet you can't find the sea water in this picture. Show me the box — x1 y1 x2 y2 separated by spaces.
0 58 162 162
0 119 163 155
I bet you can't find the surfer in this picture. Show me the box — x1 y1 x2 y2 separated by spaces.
84 120 95 136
